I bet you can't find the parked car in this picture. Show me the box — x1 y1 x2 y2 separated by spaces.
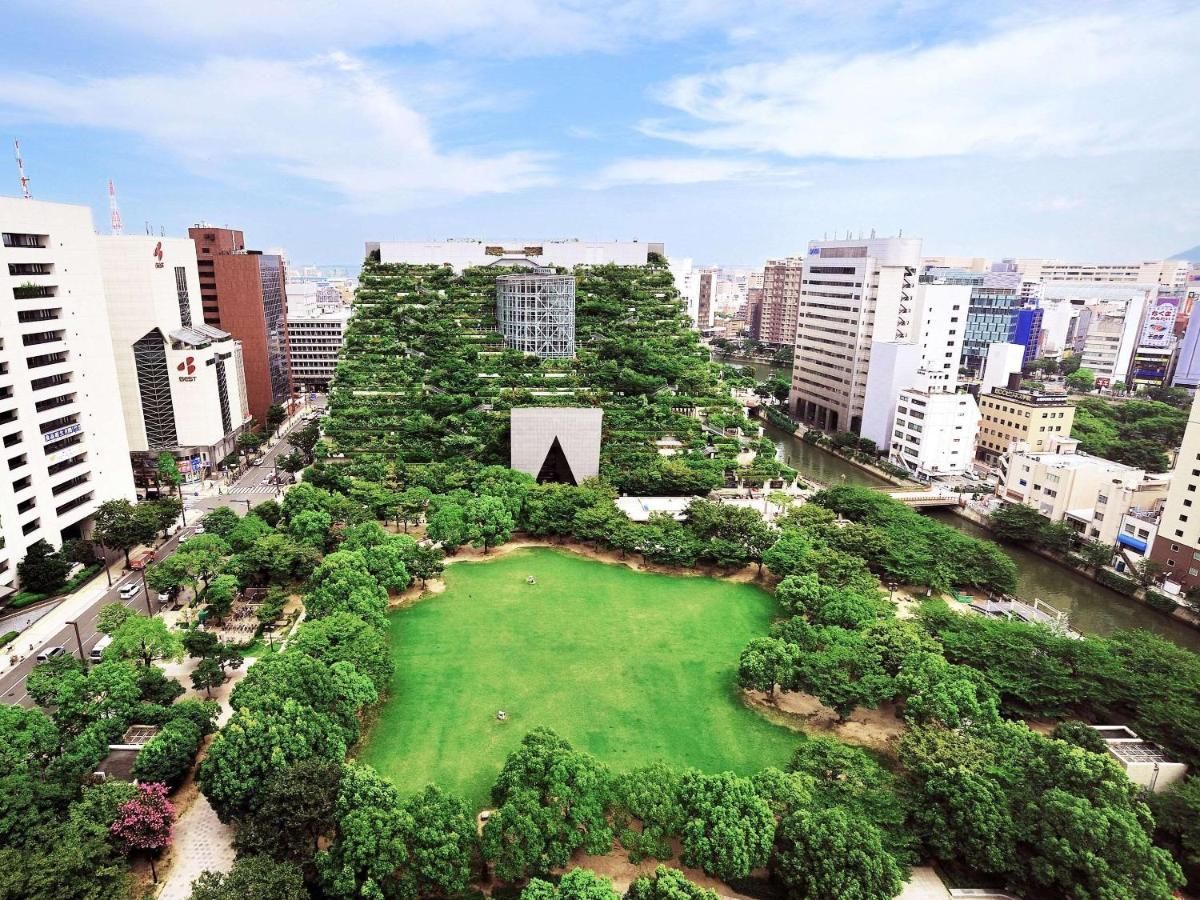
119 583 140 600
35 646 65 662
89 635 112 663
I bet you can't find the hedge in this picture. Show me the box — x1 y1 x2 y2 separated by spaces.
1095 568 1139 596
1145 590 1180 614
0 631 18 648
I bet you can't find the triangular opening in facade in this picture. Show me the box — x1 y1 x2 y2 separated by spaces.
536 437 577 485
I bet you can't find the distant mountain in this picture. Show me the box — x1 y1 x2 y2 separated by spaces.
1171 245 1200 261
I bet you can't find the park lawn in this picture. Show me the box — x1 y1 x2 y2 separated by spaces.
359 547 800 808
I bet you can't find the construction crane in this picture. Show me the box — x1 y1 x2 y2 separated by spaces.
13 139 31 199
108 179 124 235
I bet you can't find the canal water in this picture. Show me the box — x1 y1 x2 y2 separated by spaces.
726 357 1200 648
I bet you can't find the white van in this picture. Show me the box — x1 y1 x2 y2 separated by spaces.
89 634 112 663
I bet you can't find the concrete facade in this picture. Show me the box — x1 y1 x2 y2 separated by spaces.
890 389 981 481
371 239 662 273
510 407 602 485
790 236 923 434
976 386 1074 465
286 303 349 392
1151 391 1200 592
0 199 136 588
190 226 293 425
97 236 250 490
1003 258 1190 290
757 258 803 346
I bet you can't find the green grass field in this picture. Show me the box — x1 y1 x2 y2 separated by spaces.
359 547 800 808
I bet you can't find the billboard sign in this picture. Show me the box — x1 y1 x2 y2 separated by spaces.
1141 294 1180 349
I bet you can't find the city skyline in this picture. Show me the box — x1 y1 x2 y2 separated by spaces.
1 1 1197 266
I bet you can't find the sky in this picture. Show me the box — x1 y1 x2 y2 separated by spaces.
1 0 1197 266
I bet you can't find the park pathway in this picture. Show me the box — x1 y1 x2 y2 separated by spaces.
154 656 252 899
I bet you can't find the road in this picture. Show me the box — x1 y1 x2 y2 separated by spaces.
0 403 322 707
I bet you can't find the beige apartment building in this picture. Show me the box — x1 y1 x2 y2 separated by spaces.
757 258 802 346
1001 437 1169 546
1004 258 1189 290
1151 391 1200 591
976 386 1074 465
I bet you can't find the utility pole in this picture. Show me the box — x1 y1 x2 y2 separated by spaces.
66 620 85 667
141 568 153 614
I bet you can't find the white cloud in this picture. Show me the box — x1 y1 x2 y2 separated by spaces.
0 54 551 210
590 157 810 188
644 8 1200 159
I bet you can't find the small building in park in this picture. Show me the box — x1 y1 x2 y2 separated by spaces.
510 407 602 485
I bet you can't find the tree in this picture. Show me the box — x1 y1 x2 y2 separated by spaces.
192 657 227 697
238 431 265 457
277 449 306 474
189 856 309 900
182 628 220 659
316 761 413 900
614 764 684 862
736 637 797 699
266 404 287 435
1052 720 1109 754
523 868 619 900
293 612 394 693
677 770 774 882
288 422 321 462
107 614 183 668
404 785 479 897
235 759 342 867
773 808 904 900
95 601 134 636
791 625 894 721
1066 366 1096 393
110 782 174 882
989 502 1051 545
132 718 202 788
201 506 241 539
252 500 284 527
288 509 334 551
1134 557 1165 587
625 866 717 900
465 494 514 553
199 699 348 822
17 539 71 594
426 501 471 553
157 451 183 503
147 496 183 538
408 544 445 588
1076 540 1113 570
204 573 240 621
398 487 432 532
1151 776 1200 886
93 498 157 567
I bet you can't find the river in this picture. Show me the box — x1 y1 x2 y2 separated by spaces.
723 356 1200 648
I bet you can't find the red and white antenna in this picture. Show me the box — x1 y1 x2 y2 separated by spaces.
13 139 31 199
108 179 124 235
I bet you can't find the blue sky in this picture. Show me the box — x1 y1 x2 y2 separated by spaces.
2 1 1197 266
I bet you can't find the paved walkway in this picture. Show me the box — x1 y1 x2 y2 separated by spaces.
901 867 953 899
155 657 255 898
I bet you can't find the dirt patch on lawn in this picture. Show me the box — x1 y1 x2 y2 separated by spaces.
743 689 906 753
562 846 761 900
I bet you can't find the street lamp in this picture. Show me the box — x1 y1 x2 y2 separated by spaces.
66 620 86 667
887 581 899 603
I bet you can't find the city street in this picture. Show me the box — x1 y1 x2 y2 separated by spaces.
0 402 321 707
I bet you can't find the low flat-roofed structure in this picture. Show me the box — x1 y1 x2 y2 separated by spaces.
1092 725 1188 792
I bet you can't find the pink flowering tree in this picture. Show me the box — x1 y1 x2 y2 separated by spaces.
111 781 175 882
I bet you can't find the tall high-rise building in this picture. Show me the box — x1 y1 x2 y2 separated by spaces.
97 236 251 492
790 236 923 433
189 226 293 424
0 199 136 589
1150 391 1200 592
757 258 803 346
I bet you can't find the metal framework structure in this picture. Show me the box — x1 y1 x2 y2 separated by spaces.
132 330 178 450
496 271 576 359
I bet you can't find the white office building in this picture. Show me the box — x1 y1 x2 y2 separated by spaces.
368 239 664 273
287 303 350 392
667 256 701 325
790 236 923 434
1077 297 1149 385
0 198 136 589
98 236 251 493
890 389 980 481
999 258 1189 290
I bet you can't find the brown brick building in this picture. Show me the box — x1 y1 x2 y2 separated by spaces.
189 226 293 425
758 258 803 346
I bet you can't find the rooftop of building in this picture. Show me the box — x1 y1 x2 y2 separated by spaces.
983 386 1073 406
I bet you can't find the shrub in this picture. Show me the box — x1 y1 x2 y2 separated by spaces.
1146 590 1179 613
1095 568 1139 596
